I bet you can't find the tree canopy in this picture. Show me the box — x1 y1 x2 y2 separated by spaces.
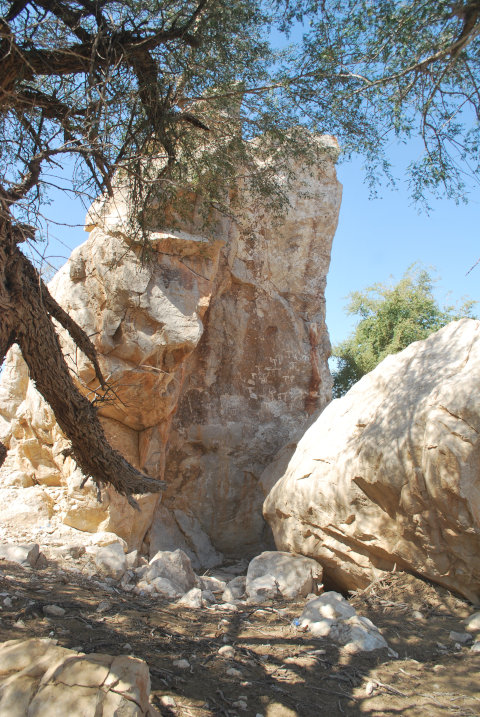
331 266 477 398
1 0 480 496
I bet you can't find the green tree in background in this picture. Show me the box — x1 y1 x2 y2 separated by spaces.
331 267 477 398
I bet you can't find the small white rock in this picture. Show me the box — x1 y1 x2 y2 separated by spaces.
449 630 473 644
365 680 376 696
232 700 247 710
464 612 480 632
173 658 190 670
159 696 176 707
218 645 235 659
96 600 111 613
43 604 66 617
226 667 243 678
177 587 203 608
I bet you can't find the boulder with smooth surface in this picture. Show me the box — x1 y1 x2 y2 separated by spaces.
264 319 480 602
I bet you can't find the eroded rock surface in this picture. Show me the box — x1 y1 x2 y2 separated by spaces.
264 319 480 602
0 139 341 563
0 638 158 716
160 144 341 559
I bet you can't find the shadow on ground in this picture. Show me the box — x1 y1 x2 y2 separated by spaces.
0 560 479 716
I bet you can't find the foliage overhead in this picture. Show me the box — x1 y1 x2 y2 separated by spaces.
331 266 477 398
1 0 480 232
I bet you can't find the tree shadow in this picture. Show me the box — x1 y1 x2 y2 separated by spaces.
1 558 479 716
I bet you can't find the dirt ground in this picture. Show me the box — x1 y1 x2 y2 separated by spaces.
0 558 479 717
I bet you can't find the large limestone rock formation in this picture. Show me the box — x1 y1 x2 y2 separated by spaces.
264 319 480 602
0 138 342 564
159 150 341 561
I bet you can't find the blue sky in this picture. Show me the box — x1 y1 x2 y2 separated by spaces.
326 151 480 347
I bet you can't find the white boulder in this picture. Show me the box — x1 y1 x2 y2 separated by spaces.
264 319 480 602
94 542 127 580
246 551 323 600
142 549 196 594
298 592 388 653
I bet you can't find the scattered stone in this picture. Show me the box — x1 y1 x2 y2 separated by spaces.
68 545 86 559
122 643 132 651
177 587 203 608
35 552 48 569
96 600 111 613
298 592 388 653
412 610 424 620
471 641 480 653
0 542 39 567
3 597 12 608
216 602 238 612
246 552 323 600
233 699 248 710
145 549 196 594
218 645 235 659
449 631 473 645
201 589 216 604
301 592 356 625
43 605 66 617
125 550 139 569
222 575 246 602
200 575 227 594
150 577 183 599
246 575 279 603
265 703 297 716
134 581 155 596
173 658 190 670
94 542 127 580
365 681 376 696
464 612 480 632
159 695 176 707
226 667 243 678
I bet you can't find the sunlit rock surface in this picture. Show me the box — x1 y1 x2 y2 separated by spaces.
264 319 480 602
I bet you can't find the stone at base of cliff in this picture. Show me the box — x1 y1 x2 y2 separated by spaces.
264 319 480 602
0 638 159 716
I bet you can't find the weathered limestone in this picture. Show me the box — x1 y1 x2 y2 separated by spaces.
298 592 389 653
0 638 159 716
246 551 323 600
0 139 341 562
160 142 342 558
264 319 480 602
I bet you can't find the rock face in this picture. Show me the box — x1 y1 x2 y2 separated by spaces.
264 319 480 602
0 138 341 563
161 146 341 559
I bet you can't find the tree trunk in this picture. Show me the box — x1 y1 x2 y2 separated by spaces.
0 219 164 498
